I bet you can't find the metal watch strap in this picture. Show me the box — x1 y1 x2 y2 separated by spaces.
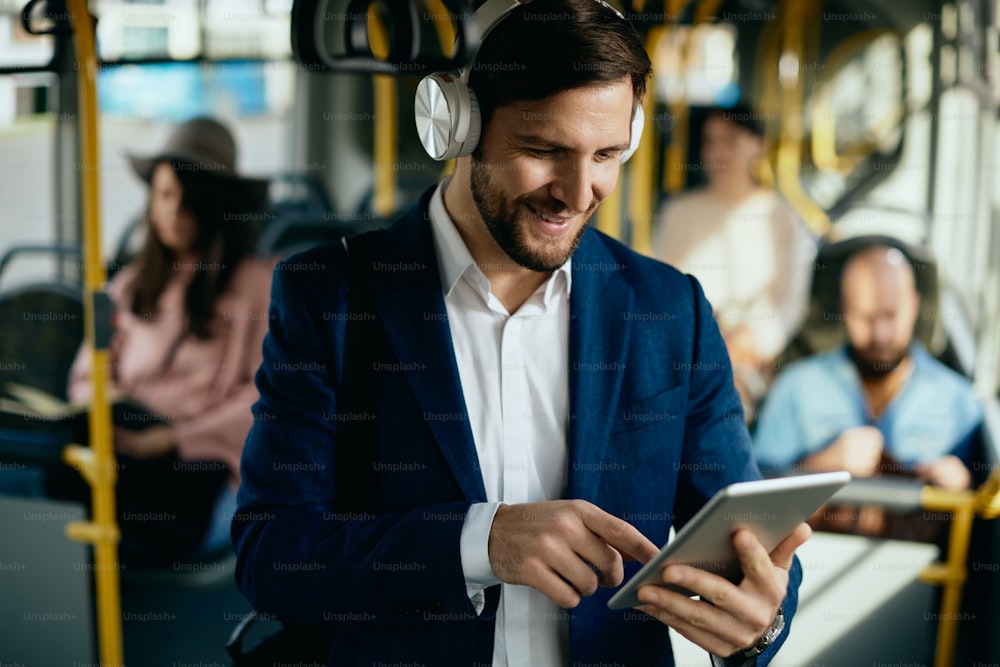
744 605 785 658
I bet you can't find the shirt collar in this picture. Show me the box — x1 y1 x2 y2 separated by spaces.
427 178 572 305
429 177 478 296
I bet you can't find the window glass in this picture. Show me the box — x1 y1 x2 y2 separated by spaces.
0 2 56 71
653 24 739 106
91 0 291 61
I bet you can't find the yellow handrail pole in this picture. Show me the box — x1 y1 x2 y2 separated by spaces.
693 0 725 24
974 468 1000 519
915 486 975 667
811 30 900 173
830 471 1000 667
916 471 1000 667
65 1 123 665
912 469 1000 667
662 0 694 196
629 24 666 255
810 82 846 171
368 6 397 217
754 11 782 188
663 99 690 194
774 0 828 235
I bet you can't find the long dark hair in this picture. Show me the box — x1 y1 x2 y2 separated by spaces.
129 159 263 340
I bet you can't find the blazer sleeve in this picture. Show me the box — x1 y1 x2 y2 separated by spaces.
672 275 802 666
232 249 485 623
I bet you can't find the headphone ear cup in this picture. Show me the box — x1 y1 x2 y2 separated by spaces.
620 104 645 164
415 73 475 161
455 88 482 158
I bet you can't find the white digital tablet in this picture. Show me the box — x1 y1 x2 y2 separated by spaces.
607 471 851 610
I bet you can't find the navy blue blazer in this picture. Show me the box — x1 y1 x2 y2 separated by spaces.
233 188 802 666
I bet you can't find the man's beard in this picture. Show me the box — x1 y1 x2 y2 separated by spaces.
848 344 909 379
469 158 592 272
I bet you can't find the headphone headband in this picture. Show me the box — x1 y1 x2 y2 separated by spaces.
467 1 526 64
414 0 643 162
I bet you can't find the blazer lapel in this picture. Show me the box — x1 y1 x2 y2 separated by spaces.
364 191 488 503
567 230 635 502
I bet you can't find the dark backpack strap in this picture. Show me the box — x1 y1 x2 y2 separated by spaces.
335 230 388 514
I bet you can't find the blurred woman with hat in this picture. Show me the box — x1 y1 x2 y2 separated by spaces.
56 117 276 564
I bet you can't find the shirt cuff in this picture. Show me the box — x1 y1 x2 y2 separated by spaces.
460 501 503 615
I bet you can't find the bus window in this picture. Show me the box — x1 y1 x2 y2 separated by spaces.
0 73 61 288
0 1 55 76
653 23 739 107
92 0 292 62
0 3 62 288
804 31 906 212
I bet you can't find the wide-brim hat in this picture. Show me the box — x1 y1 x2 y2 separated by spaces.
127 116 270 203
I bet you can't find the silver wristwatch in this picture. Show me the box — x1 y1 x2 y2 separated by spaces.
744 605 785 658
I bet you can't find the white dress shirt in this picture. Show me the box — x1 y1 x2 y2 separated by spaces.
427 179 572 666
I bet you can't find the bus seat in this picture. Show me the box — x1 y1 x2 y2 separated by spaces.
353 174 438 219
267 171 335 215
0 282 83 401
774 234 943 371
0 245 84 400
256 212 390 258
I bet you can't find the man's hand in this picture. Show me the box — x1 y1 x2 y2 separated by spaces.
802 426 883 477
488 500 660 608
114 425 176 459
634 523 811 659
916 455 972 491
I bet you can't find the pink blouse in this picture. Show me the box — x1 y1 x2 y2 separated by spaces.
68 258 275 484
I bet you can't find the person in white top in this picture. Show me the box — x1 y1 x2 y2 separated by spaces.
653 105 816 420
233 2 809 666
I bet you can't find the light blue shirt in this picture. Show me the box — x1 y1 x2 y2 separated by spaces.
752 343 982 471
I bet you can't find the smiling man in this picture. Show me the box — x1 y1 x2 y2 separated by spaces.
233 1 806 665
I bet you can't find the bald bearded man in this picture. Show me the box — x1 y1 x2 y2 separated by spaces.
751 245 981 533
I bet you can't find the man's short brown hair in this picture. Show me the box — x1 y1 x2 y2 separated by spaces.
468 0 652 130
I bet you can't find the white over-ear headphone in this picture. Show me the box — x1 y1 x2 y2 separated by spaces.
414 0 644 163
